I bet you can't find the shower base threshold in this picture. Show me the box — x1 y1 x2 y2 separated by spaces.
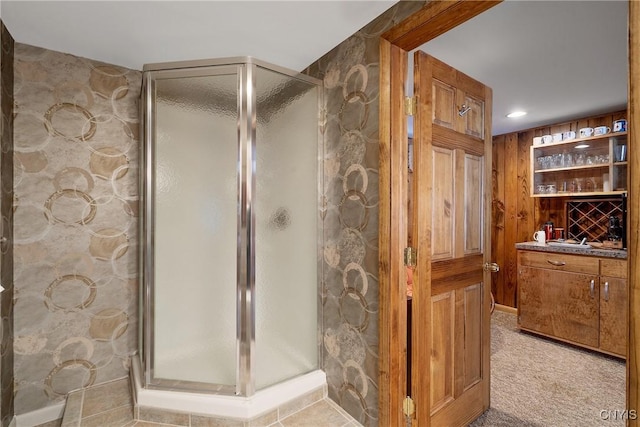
130 355 327 421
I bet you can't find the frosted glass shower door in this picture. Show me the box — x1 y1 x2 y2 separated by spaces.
143 58 321 396
150 68 239 389
254 66 320 390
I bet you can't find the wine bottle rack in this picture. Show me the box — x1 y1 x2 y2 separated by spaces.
566 197 626 243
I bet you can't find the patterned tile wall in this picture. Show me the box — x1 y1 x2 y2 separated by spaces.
304 2 424 425
1 20 15 427
12 43 141 414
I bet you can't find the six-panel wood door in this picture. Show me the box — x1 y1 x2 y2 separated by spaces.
411 52 492 426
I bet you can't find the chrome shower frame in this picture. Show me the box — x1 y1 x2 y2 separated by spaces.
139 57 323 397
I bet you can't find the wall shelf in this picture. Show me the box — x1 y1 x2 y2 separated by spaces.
530 131 627 197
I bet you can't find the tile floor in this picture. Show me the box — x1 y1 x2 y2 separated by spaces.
55 377 361 427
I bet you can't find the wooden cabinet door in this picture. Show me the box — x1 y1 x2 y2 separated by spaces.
517 265 549 334
544 270 599 347
600 277 628 356
518 265 599 348
411 52 492 426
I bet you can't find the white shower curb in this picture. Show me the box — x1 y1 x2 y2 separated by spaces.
131 355 327 420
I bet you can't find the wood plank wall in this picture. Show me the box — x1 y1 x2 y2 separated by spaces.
491 109 627 307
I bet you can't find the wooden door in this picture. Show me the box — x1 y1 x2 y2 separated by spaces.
411 52 492 426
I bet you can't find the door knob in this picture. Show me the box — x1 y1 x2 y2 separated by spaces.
484 262 500 272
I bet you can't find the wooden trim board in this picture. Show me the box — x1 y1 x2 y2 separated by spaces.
627 0 639 423
494 304 517 315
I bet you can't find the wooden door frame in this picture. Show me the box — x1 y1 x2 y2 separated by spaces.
378 1 639 425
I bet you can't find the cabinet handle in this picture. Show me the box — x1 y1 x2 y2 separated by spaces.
590 279 595 298
604 281 609 302
547 260 566 266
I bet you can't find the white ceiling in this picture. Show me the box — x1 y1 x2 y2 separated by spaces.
416 0 628 135
0 1 629 136
0 1 397 72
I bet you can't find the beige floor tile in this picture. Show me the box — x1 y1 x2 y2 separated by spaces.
137 406 189 426
81 378 132 418
81 404 134 427
278 388 325 420
190 415 245 427
62 389 83 427
131 422 169 427
280 400 351 427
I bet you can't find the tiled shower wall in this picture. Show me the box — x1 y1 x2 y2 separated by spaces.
305 2 424 425
12 43 141 414
1 20 15 427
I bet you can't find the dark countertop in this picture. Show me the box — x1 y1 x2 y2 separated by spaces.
516 241 627 259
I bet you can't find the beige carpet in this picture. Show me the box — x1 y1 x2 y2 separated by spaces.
470 310 626 427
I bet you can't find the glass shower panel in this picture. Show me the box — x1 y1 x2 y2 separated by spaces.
254 66 319 390
152 69 239 387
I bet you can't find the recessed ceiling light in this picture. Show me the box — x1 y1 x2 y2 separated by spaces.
506 111 527 118
575 144 590 149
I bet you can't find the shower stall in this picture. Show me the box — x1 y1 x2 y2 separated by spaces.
135 57 323 416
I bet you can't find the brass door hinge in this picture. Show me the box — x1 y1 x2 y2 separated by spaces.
403 395 415 417
404 247 416 267
404 96 416 116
